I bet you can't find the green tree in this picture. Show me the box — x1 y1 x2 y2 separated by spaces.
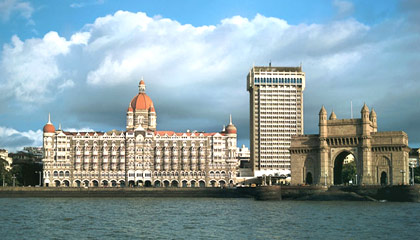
342 161 356 184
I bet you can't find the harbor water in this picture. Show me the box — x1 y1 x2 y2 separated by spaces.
0 198 419 239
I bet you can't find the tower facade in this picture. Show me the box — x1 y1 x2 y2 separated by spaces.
247 65 305 177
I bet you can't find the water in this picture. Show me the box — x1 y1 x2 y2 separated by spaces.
0 198 419 239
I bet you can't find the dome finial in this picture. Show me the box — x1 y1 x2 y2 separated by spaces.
48 113 51 124
59 123 62 130
229 114 232 125
139 77 146 93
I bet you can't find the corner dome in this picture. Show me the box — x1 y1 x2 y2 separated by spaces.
43 113 55 133
226 114 237 134
226 124 237 134
43 123 55 133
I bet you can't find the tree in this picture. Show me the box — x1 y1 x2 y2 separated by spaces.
342 161 356 184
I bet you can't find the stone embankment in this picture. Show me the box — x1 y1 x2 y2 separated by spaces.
0 185 419 202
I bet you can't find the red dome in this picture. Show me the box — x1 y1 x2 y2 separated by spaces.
127 106 133 112
43 123 55 133
130 93 154 111
149 106 155 112
226 124 237 134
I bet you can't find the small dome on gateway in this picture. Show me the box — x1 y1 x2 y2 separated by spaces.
43 113 55 133
329 111 337 120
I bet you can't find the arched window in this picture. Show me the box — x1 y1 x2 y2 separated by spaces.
53 171 58 177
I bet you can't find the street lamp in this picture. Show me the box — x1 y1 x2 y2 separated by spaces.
400 170 405 185
35 171 42 187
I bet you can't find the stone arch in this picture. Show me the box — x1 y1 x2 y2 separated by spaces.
54 180 60 187
210 179 217 187
153 180 161 187
181 180 188 188
305 172 313 185
190 180 196 187
198 180 206 188
63 180 70 187
163 180 170 187
171 180 178 187
83 180 89 187
144 180 152 187
74 180 81 187
376 156 391 185
102 180 108 187
333 150 357 185
219 180 226 188
304 157 315 184
92 180 99 187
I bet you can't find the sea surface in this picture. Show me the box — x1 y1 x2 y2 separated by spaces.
0 198 419 239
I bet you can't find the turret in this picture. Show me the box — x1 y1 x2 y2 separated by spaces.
361 103 370 136
319 106 327 137
329 110 337 120
370 108 377 132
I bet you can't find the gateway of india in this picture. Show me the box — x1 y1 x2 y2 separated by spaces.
290 104 410 186
42 80 238 188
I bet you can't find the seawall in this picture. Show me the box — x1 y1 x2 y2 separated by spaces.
0 185 419 202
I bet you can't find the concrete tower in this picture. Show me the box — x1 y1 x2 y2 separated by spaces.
247 65 305 177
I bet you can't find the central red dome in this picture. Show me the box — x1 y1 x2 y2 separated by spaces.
130 93 154 111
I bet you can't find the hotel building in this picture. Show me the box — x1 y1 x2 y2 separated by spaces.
247 65 305 177
42 79 238 188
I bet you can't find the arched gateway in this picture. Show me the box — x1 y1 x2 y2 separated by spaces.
290 104 410 186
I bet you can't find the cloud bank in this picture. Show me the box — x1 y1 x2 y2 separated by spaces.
1 5 420 151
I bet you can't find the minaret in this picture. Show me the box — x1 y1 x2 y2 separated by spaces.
361 103 372 185
361 103 370 136
319 106 327 138
318 106 329 185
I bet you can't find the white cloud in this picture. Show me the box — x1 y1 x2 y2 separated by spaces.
0 126 42 152
63 128 95 132
333 0 355 19
0 0 33 22
0 10 419 146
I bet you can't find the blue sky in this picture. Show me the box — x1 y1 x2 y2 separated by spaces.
0 0 419 151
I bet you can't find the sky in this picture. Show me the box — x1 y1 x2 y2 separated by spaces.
0 0 419 152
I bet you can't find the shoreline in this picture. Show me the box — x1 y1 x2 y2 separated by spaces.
0 185 419 202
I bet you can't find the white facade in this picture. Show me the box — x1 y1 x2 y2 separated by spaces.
42 79 238 188
247 65 305 177
0 149 13 171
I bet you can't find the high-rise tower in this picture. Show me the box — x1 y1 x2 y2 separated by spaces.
247 65 305 177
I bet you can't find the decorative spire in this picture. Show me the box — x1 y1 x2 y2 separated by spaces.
229 114 232 125
59 123 62 130
319 105 327 115
139 77 146 93
361 103 369 113
48 113 52 124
